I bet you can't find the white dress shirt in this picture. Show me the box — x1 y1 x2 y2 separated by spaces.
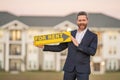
75 28 88 44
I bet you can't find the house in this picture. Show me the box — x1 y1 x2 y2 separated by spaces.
0 12 120 74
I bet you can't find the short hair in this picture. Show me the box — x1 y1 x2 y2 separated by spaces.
77 11 88 19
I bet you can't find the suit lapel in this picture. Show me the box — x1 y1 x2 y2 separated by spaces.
71 30 77 38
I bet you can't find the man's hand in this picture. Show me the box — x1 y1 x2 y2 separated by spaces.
71 36 79 47
37 45 44 48
33 41 44 48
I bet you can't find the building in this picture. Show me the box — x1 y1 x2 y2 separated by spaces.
0 12 120 74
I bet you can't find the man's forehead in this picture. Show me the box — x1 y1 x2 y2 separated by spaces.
78 15 87 19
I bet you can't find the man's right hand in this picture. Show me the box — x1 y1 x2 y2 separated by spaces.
36 45 44 49
33 41 44 48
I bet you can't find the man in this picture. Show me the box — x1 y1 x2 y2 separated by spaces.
37 11 98 80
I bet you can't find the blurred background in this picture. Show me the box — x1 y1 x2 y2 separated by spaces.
0 0 120 80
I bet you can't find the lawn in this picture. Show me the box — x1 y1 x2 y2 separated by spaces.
0 71 120 80
90 72 120 80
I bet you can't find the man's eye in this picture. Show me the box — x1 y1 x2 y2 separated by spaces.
83 19 86 21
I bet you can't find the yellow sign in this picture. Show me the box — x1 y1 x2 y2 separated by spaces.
34 31 71 46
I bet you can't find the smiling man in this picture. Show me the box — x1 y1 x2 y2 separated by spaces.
37 11 98 80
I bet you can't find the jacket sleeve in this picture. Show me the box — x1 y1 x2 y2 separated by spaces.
77 35 98 56
43 42 68 52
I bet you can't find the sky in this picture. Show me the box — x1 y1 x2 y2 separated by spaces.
0 0 120 19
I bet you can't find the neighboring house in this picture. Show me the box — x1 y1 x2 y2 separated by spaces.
0 12 120 74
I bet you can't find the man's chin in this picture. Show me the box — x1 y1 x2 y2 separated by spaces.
79 26 86 28
78 26 86 30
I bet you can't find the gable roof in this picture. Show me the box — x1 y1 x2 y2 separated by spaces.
18 16 64 26
0 12 17 26
0 11 120 28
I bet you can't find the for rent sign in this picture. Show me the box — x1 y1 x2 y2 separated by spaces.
34 31 71 46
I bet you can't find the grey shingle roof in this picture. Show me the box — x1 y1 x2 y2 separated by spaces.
18 16 64 26
88 13 120 28
0 12 17 26
0 11 120 28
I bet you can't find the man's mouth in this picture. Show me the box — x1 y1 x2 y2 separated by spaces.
80 24 85 26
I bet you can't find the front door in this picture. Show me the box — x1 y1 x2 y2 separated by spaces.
9 59 21 71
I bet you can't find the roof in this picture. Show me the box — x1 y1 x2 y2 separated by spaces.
88 13 120 28
0 11 120 28
18 16 64 26
0 12 17 26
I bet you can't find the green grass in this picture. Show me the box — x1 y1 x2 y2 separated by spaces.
0 71 63 80
0 71 120 80
90 72 120 80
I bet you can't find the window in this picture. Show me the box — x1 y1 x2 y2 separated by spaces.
114 50 116 54
9 59 21 71
34 62 36 69
0 30 3 38
109 36 112 40
113 47 116 54
95 45 101 56
44 61 54 70
10 30 21 41
93 63 100 71
28 61 37 69
114 36 116 40
107 59 118 71
45 61 49 69
109 35 117 41
109 48 112 55
29 61 32 69
0 44 3 53
0 61 2 69
9 44 21 55
109 47 117 55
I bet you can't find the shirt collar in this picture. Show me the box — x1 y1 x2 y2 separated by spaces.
77 28 88 34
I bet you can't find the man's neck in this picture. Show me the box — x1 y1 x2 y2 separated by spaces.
77 28 87 32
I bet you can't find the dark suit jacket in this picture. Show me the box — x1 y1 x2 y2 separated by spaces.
43 29 98 74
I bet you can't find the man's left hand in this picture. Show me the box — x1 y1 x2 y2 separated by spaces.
71 36 79 47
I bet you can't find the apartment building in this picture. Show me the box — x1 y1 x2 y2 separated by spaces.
0 12 120 74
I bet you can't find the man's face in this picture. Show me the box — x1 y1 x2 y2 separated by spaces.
77 15 88 30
